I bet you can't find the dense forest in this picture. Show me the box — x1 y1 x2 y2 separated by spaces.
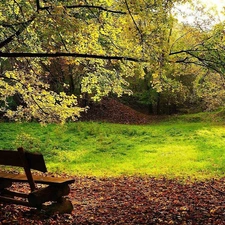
1 0 225 123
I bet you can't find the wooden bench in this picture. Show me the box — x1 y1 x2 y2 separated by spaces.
0 147 75 214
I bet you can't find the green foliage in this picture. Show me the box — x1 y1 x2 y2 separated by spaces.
13 132 42 152
1 0 225 122
1 0 146 122
128 15 225 114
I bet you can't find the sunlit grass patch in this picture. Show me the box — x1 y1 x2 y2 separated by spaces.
1 116 225 180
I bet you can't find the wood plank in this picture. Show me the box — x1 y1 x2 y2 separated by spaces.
0 172 28 181
0 172 75 185
0 150 47 172
32 175 75 185
0 151 22 167
25 151 47 172
1 189 28 198
0 196 30 207
28 184 70 206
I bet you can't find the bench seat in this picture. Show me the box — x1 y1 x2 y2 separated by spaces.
0 172 74 185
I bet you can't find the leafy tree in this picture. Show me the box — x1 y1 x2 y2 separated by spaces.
166 18 225 111
0 0 144 123
2 0 224 122
127 3 225 114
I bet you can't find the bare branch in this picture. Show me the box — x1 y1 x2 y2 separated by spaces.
66 5 126 14
170 50 224 74
0 52 145 62
124 0 143 43
169 49 217 56
37 1 126 15
36 0 41 12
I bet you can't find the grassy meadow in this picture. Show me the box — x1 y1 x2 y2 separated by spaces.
1 112 225 180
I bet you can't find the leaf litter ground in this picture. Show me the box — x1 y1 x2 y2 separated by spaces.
1 176 225 224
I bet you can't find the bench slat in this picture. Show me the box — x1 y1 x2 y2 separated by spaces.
26 152 47 173
0 150 47 172
0 172 74 185
0 196 30 207
0 151 22 167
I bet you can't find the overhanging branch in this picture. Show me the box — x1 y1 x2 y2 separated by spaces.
0 52 145 62
169 49 218 56
36 0 126 14
66 5 126 14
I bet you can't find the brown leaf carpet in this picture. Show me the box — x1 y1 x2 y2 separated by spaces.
1 176 225 224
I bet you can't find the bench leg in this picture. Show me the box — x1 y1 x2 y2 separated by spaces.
28 184 73 214
28 184 70 206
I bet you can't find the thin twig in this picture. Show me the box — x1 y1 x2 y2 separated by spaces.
124 0 143 44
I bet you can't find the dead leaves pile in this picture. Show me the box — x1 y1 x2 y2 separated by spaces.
80 97 152 124
1 176 225 224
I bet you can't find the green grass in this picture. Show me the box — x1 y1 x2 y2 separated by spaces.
1 112 225 180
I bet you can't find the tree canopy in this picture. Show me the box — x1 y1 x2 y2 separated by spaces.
1 0 225 122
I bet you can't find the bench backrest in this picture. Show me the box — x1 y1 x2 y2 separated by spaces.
0 147 47 191
0 149 47 172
